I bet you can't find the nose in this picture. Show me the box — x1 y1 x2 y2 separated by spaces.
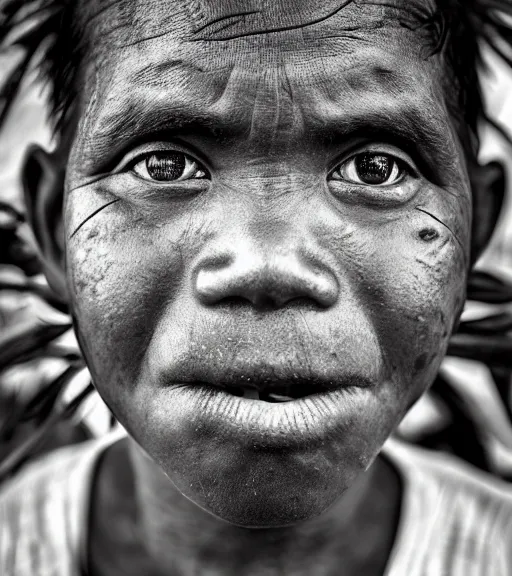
194 242 339 310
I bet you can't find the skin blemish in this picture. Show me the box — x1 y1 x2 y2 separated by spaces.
413 353 428 373
415 207 466 261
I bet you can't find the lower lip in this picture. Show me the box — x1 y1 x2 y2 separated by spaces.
166 383 374 448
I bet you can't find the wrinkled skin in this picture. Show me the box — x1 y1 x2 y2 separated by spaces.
61 0 472 534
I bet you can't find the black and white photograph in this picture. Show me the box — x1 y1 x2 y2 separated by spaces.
1 1 512 574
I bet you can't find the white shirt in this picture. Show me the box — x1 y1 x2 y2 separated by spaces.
1 433 511 575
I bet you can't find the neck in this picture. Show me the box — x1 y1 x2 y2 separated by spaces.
125 438 401 576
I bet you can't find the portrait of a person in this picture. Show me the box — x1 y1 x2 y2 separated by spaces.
1 0 512 574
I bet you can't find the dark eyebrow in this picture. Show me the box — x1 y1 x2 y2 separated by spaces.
305 80 461 184
82 60 461 184
309 103 457 184
80 93 244 173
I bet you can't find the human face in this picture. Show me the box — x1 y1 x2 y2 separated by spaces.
64 0 470 526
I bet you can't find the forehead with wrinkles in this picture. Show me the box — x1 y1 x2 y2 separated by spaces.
78 0 438 64
68 0 457 180
79 0 436 40
74 0 443 100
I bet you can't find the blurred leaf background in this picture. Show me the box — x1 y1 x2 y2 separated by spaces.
0 65 113 476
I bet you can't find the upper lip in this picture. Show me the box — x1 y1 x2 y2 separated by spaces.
154 322 378 399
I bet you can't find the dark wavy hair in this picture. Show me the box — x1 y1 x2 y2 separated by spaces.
1 0 512 481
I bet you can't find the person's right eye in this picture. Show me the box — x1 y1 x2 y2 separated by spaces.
129 151 208 182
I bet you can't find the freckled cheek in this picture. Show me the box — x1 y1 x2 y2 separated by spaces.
65 222 186 389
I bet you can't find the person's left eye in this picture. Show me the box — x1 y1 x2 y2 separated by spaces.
330 152 407 186
131 151 208 182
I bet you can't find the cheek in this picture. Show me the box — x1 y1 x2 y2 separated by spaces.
310 181 469 409
359 218 467 400
65 201 189 405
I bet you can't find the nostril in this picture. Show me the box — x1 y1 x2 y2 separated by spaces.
216 295 328 312
250 293 280 311
216 296 254 309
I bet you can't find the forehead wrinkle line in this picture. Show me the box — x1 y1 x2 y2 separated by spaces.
190 0 355 42
129 60 206 86
194 9 262 34
362 0 436 17
121 27 177 49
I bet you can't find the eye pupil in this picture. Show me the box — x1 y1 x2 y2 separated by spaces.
146 152 186 181
355 153 392 184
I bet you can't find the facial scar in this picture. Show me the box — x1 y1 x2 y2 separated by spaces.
69 199 120 239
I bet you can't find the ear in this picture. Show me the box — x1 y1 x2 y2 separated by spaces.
469 160 506 264
22 144 68 304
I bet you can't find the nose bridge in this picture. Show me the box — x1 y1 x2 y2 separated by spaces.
193 217 339 310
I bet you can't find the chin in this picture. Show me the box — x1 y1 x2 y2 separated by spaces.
176 450 366 528
125 382 398 527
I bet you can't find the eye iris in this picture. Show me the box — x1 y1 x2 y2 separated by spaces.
146 153 186 181
355 153 392 184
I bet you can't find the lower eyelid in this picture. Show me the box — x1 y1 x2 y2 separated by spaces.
107 175 209 202
328 170 410 190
